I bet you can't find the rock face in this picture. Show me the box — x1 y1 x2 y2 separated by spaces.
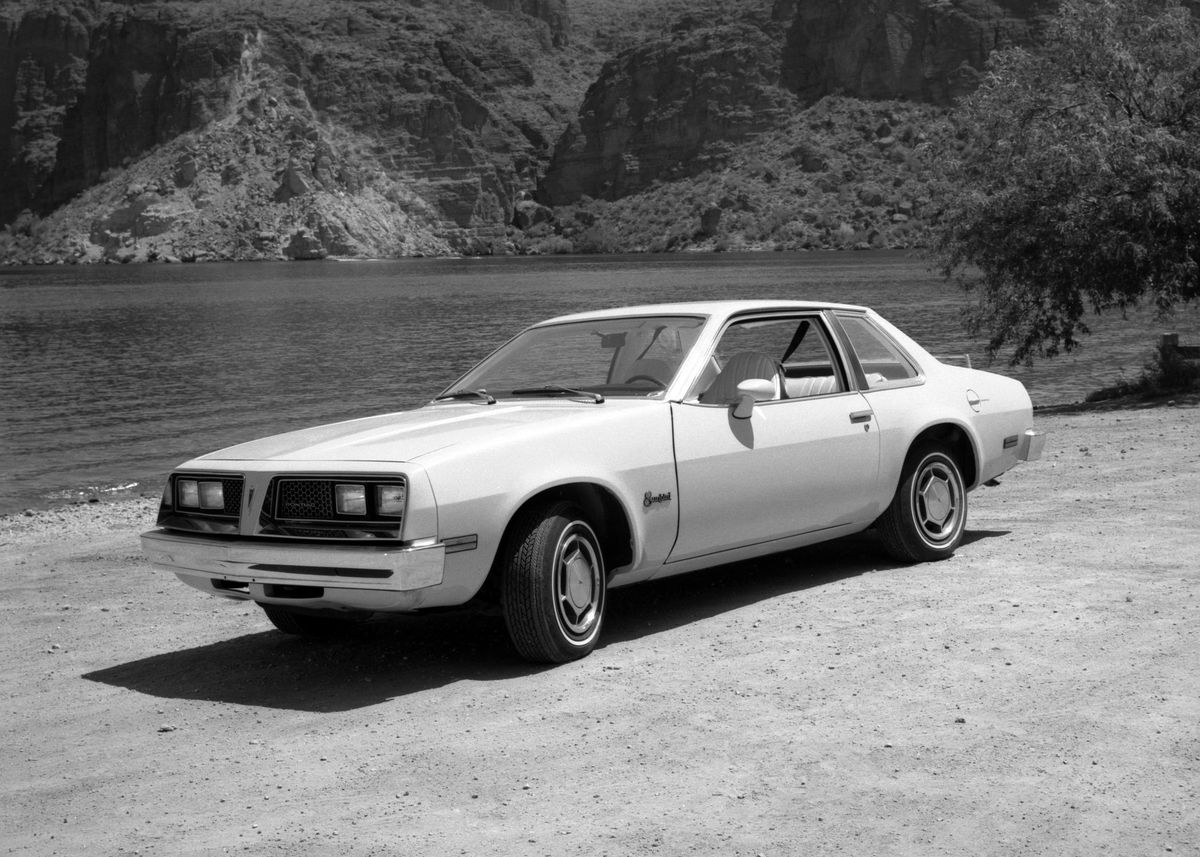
0 4 244 227
540 21 793 205
1 0 1068 261
780 0 1058 105
0 0 571 259
476 0 570 48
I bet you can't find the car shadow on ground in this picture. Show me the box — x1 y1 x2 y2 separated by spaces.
83 529 1010 713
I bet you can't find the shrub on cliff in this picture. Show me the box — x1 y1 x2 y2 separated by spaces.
932 0 1200 364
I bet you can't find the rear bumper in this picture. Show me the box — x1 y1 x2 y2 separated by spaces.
140 529 445 598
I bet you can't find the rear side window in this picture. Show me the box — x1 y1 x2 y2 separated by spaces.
836 314 921 390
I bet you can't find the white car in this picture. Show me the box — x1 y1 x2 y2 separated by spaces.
142 301 1043 662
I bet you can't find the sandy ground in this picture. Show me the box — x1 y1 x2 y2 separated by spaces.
2 404 1198 857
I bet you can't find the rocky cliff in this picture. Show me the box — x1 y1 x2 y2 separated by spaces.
779 0 1058 105
1 0 1061 262
539 16 793 205
1 0 573 261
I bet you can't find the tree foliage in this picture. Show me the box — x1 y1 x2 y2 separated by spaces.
933 0 1200 363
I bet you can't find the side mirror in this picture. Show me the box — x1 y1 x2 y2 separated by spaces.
732 378 776 419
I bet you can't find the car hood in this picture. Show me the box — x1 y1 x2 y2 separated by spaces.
193 400 649 465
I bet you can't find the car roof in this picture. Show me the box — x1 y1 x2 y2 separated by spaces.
538 299 870 326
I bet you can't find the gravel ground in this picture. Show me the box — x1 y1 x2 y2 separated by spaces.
2 404 1198 857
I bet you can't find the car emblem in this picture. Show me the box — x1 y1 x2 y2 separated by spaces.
643 491 672 508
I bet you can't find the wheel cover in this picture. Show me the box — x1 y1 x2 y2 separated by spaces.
553 524 603 640
912 458 964 546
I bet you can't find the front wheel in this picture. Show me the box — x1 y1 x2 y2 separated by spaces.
501 501 607 663
877 443 967 563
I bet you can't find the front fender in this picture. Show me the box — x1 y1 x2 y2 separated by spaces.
419 403 678 600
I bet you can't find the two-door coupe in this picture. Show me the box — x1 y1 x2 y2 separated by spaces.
141 301 1043 662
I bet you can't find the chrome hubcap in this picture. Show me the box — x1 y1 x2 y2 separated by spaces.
554 526 602 638
914 459 962 545
921 475 953 526
564 548 594 612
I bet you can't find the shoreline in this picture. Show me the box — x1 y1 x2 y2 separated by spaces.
3 397 1195 540
6 392 1195 521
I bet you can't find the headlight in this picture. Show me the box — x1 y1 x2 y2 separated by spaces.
176 478 224 510
199 481 224 510
376 484 406 516
177 479 200 507
335 483 367 515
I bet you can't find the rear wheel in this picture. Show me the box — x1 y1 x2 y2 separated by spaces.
501 501 607 663
878 443 967 562
260 604 364 638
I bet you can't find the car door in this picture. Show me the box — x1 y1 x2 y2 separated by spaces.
666 313 880 563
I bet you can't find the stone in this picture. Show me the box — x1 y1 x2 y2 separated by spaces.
275 164 313 203
174 154 197 188
512 199 554 230
283 230 326 260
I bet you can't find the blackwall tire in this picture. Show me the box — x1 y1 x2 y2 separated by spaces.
501 501 606 663
878 443 967 563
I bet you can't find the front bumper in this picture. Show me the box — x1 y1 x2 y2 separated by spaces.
141 529 445 598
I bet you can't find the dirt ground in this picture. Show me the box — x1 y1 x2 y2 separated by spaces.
2 403 1198 857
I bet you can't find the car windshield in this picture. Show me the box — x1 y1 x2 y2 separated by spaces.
443 315 707 400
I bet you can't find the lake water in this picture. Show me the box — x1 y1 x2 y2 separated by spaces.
1 251 1194 513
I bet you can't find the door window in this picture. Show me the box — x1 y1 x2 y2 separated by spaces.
690 315 846 402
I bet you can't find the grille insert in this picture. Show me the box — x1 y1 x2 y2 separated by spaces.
277 480 336 520
259 476 406 540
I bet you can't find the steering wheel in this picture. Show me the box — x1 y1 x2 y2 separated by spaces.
624 374 667 389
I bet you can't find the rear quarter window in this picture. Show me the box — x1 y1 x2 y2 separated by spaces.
836 314 922 390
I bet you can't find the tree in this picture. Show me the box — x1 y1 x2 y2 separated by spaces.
932 0 1200 363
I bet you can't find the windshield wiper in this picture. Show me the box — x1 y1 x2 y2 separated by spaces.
434 388 496 404
511 384 605 404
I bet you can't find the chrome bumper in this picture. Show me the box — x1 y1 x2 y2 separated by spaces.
1018 429 1046 462
140 529 445 592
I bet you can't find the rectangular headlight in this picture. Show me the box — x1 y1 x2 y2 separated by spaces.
198 481 224 510
376 484 406 516
335 484 367 515
177 479 199 507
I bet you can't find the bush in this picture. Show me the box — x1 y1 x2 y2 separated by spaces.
932 0 1200 364
1086 339 1200 401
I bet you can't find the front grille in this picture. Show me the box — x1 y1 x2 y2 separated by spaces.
218 479 244 516
258 476 406 540
277 480 336 520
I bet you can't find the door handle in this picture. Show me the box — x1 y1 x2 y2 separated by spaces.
849 410 873 424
